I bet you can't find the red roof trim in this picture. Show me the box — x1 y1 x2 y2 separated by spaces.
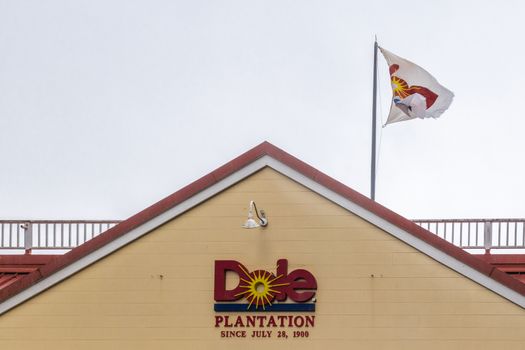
1 141 524 306
0 255 54 266
0 274 26 290
475 254 525 265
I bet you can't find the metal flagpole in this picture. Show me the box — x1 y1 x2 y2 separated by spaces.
370 39 378 201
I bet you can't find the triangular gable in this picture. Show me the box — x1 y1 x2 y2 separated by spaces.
0 141 524 314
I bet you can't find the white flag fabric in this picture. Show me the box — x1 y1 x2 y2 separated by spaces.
380 47 454 125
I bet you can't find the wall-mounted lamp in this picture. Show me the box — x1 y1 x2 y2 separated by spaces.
242 201 268 229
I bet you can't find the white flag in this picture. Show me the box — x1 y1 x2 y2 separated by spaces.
380 47 454 125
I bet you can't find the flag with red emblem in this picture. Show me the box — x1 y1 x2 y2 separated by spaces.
380 47 454 125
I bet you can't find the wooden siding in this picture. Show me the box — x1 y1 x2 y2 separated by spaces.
0 167 524 349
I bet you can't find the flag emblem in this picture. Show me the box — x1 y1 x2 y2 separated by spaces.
380 47 454 125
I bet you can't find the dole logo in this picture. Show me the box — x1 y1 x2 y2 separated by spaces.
214 259 317 312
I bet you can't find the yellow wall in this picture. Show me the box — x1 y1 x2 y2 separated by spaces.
0 167 524 349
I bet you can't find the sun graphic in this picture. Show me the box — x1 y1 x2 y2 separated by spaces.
234 264 290 310
391 76 410 98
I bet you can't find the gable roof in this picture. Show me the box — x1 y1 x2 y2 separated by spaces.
1 141 524 314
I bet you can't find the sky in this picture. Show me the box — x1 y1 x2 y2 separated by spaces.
1 0 524 221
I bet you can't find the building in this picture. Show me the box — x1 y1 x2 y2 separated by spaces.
0 142 524 349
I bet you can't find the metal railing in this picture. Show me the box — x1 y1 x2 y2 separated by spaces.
0 220 121 252
414 219 525 251
1 218 524 254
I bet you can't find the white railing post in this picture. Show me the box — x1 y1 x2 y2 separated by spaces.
484 221 492 254
22 222 32 254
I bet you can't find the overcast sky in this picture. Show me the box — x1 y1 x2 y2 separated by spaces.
1 0 524 221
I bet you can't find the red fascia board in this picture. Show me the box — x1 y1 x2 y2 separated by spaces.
0 141 524 306
475 254 525 265
0 274 25 290
0 269 43 301
0 255 54 266
0 268 38 274
488 267 525 291
514 275 525 283
497 266 525 273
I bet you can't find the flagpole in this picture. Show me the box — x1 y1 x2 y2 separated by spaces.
370 39 378 201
